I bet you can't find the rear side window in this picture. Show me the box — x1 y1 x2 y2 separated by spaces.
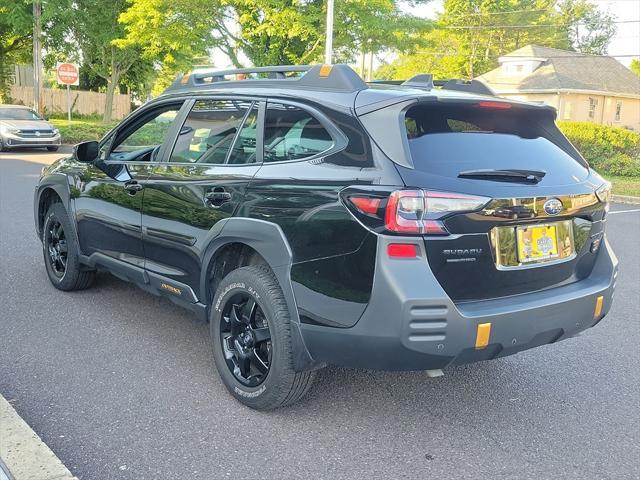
263 103 333 163
403 104 589 182
170 99 256 164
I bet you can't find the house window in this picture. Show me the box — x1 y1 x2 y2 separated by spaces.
564 101 572 120
615 100 622 122
588 97 598 119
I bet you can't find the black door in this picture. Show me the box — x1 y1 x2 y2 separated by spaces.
141 97 262 299
74 100 187 270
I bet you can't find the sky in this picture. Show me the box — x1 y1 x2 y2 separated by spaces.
402 0 640 66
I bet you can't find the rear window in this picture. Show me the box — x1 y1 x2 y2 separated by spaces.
264 103 333 163
404 104 588 181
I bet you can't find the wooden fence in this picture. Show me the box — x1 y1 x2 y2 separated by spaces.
9 85 131 119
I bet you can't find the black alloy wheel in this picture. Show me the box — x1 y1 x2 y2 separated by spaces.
45 218 68 278
219 293 272 387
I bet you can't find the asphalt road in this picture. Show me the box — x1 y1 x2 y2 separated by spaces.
1 149 639 480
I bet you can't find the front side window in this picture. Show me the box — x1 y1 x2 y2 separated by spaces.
170 99 256 164
108 103 183 161
263 103 333 163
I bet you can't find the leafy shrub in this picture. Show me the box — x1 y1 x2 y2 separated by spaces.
558 121 640 177
50 119 117 144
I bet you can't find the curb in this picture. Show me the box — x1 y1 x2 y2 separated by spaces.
0 395 77 480
612 194 640 205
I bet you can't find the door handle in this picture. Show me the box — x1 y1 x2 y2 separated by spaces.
124 181 144 194
205 188 232 207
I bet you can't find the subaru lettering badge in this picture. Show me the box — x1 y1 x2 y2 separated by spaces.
543 198 563 216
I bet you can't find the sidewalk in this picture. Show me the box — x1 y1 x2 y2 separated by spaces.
0 395 76 480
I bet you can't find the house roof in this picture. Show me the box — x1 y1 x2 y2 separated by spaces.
478 45 640 97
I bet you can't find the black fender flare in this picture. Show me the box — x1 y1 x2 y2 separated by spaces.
34 173 75 238
199 217 320 371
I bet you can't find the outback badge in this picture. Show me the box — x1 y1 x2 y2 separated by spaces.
543 198 563 216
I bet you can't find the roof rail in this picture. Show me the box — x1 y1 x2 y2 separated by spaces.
163 64 368 94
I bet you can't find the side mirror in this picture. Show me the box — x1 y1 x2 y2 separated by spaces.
73 141 99 163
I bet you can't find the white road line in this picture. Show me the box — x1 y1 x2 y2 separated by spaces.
608 209 640 215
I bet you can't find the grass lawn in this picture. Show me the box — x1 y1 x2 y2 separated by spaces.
50 118 117 144
604 175 640 198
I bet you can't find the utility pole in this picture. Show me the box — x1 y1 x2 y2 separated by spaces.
324 0 334 64
33 0 43 114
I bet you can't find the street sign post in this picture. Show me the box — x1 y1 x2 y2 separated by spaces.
56 63 80 123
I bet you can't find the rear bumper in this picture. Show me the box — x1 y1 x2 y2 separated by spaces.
299 235 618 371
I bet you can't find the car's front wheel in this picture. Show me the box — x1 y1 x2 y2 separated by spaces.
210 266 315 410
42 203 95 291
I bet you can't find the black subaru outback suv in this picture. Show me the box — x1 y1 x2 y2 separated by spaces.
35 65 617 409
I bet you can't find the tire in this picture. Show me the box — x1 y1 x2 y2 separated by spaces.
47 146 59 152
0 140 5 152
42 202 95 291
210 266 315 410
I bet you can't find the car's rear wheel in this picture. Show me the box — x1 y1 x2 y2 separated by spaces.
42 203 95 291
47 146 59 152
210 266 315 410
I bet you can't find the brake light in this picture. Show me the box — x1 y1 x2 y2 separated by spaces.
385 190 490 235
478 101 512 109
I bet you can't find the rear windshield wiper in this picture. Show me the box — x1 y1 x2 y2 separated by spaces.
458 169 546 184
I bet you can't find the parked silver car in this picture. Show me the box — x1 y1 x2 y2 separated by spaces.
0 105 61 151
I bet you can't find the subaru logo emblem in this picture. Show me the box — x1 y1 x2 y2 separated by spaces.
543 198 563 216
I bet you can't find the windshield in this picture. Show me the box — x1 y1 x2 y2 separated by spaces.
0 108 43 121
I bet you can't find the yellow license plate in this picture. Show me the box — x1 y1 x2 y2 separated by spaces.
516 224 559 263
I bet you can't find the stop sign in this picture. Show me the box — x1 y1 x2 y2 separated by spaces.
56 63 80 86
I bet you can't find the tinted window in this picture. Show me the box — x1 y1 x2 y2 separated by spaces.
264 103 333 162
170 99 255 164
112 104 182 156
114 106 180 152
404 104 588 182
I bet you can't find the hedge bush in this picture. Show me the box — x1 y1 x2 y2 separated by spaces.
558 121 640 177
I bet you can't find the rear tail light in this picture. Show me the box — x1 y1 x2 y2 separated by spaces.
596 182 612 216
385 190 489 235
346 189 489 235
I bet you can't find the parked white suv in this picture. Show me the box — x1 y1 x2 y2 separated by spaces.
0 105 61 151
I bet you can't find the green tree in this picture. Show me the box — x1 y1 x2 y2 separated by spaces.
630 59 640 77
377 0 616 81
0 0 32 101
118 0 429 93
45 0 146 122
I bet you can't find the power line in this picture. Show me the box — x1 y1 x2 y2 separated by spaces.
445 19 640 29
393 53 640 58
461 8 552 16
